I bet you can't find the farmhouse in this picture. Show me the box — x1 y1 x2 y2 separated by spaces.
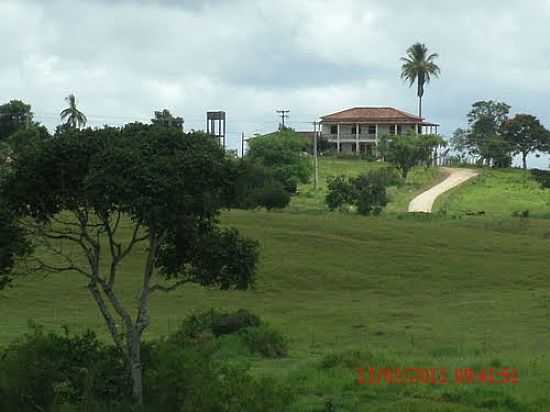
320 107 439 155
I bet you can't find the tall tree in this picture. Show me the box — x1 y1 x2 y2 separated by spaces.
501 114 549 169
59 94 88 129
401 43 441 118
0 124 259 406
0 100 32 141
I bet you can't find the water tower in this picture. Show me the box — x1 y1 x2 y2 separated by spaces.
206 111 226 148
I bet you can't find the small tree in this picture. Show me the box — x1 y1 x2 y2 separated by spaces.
378 132 444 178
246 129 311 192
326 168 393 215
0 124 259 406
501 114 549 169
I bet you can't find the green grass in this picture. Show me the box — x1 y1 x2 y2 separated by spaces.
435 168 550 218
2 210 550 410
289 157 445 214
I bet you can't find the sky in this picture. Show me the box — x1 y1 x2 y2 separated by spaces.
1 0 550 167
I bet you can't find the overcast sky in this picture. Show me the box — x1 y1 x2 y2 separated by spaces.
2 0 550 167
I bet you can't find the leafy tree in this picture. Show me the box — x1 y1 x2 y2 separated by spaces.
378 132 444 178
246 129 311 192
456 100 512 166
401 43 440 118
501 114 549 169
0 124 259 406
151 109 184 129
6 125 51 158
60 94 88 129
0 100 32 141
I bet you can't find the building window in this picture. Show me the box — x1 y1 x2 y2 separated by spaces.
351 126 361 135
330 125 337 134
368 125 376 135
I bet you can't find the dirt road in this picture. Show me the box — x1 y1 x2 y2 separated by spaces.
408 168 479 213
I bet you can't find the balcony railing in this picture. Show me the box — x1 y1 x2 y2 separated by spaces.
324 133 377 141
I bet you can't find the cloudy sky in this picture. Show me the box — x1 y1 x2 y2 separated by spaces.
2 0 550 166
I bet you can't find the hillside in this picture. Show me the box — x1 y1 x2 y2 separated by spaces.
2 209 550 410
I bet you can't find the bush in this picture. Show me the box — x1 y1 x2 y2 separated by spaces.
0 324 129 412
1 321 293 412
325 168 391 215
212 309 261 337
250 180 291 210
326 175 354 211
174 309 262 342
239 324 288 358
144 341 293 411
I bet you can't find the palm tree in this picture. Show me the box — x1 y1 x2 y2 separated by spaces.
400 43 440 119
60 94 87 129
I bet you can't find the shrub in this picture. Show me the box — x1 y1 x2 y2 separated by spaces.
144 341 293 411
325 168 391 215
173 309 262 342
250 180 291 210
0 324 130 412
326 175 354 210
239 324 288 358
211 309 261 337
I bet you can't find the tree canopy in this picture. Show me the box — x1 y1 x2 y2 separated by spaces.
59 94 87 129
0 100 32 141
501 114 549 169
246 128 311 192
0 123 259 405
401 43 440 118
378 132 445 178
151 109 184 129
452 100 513 167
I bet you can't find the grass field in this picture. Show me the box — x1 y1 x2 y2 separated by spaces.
3 209 550 410
435 168 550 218
289 157 445 214
3 161 550 410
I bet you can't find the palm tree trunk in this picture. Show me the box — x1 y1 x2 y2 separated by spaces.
522 152 527 170
418 95 423 119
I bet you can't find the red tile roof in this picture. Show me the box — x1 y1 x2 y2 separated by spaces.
321 107 437 125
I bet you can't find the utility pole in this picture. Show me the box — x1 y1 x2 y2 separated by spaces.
241 131 245 158
313 121 320 190
276 109 290 130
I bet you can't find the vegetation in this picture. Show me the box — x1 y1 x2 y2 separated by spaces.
400 42 440 118
151 109 184 129
289 158 444 213
59 94 87 129
0 318 292 411
452 102 550 169
501 114 549 169
0 100 33 141
326 168 399 215
435 168 550 218
246 128 311 193
0 124 259 406
3 210 550 410
378 132 445 178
